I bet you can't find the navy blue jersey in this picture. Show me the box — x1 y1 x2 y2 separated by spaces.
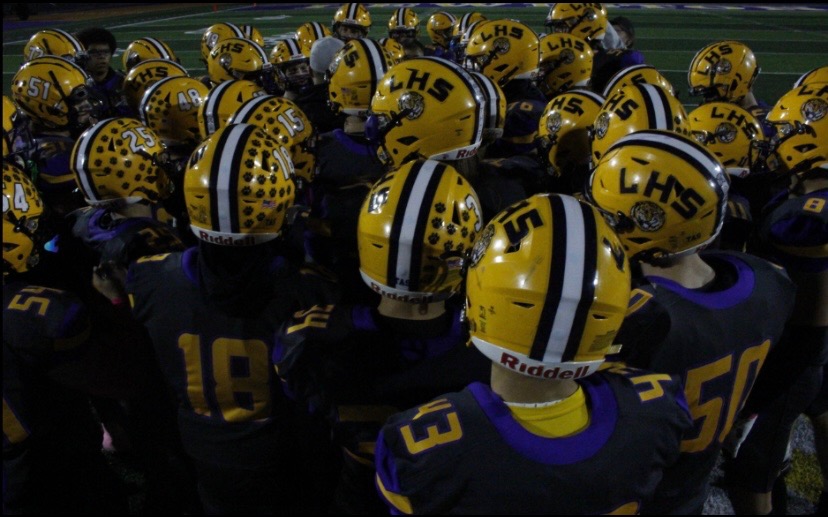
615 250 796 514
375 369 691 515
126 247 339 467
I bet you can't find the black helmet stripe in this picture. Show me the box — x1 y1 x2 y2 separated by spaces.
387 160 446 291
210 124 252 234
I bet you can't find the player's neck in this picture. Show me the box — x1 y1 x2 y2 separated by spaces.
376 297 446 320
490 362 578 404
640 253 715 289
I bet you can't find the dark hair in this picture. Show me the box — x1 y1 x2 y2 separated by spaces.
610 16 635 39
75 27 117 53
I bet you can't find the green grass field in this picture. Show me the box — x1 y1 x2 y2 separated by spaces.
3 3 827 111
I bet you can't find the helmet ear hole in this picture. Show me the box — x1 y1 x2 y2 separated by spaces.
585 8 597 21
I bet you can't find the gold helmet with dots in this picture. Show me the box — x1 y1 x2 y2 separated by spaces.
139 75 210 148
184 123 296 246
358 159 483 302
3 161 45 275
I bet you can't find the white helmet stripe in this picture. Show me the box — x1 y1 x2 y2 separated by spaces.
143 37 172 59
543 195 587 363
214 125 248 233
394 160 440 289
638 83 672 130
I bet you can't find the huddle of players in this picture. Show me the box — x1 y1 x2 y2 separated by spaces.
3 2 826 515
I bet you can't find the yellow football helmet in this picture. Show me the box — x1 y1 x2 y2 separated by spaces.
587 129 729 262
537 89 605 179
71 117 172 206
198 79 266 140
688 40 759 103
366 57 486 169
269 38 312 93
240 24 265 48
426 11 456 49
327 38 394 117
378 37 405 64
602 64 675 99
470 71 507 143
3 96 17 158
184 123 295 245
139 76 210 148
793 66 828 88
296 21 333 57
122 37 179 72
388 7 420 42
537 33 594 97
332 3 372 41
544 3 608 43
23 28 86 64
3 162 45 275
689 102 768 178
591 83 692 165
466 193 631 379
206 37 274 89
123 58 189 113
200 22 246 65
229 95 316 186
464 19 540 88
358 159 482 302
766 83 828 175
12 56 98 133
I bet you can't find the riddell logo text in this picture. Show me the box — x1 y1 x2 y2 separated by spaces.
500 352 590 379
199 232 255 246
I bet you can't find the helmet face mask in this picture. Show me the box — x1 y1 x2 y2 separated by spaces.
427 11 456 49
270 39 312 93
388 8 419 43
358 159 482 302
537 90 605 179
544 4 608 42
587 130 729 263
3 162 45 276
466 193 631 380
333 3 372 41
365 57 486 169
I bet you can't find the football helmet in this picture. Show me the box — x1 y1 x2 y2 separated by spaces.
71 117 172 206
544 3 608 42
426 11 456 49
123 58 189 113
689 101 769 178
122 37 179 72
327 38 394 117
197 79 266 140
206 37 276 93
766 83 828 175
269 38 312 93
537 89 605 179
470 71 507 143
591 83 691 165
388 7 420 42
23 28 86 65
378 37 405 64
466 193 631 379
229 95 316 186
3 161 45 275
184 123 295 245
296 21 333 57
366 56 486 169
240 25 265 47
536 33 594 97
603 64 676 99
449 13 487 64
587 129 729 262
358 159 482 302
332 3 372 41
3 96 16 158
464 19 540 88
688 40 759 103
201 22 246 65
12 56 101 134
139 75 210 148
793 66 828 88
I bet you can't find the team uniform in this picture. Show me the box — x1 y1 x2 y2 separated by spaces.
375 369 691 515
614 249 796 514
126 246 340 514
723 185 828 495
275 303 491 514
